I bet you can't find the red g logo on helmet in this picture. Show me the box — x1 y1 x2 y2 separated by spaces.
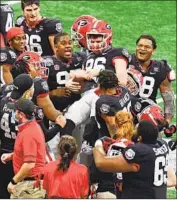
17 51 49 79
71 15 97 48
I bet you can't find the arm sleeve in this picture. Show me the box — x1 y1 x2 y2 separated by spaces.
38 121 61 142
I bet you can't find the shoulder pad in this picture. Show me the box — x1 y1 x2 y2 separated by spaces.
16 15 25 26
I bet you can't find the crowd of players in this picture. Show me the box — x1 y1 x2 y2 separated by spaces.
0 0 176 199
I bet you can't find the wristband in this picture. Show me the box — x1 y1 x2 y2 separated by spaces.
11 178 17 185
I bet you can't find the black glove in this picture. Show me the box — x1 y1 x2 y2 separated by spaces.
164 124 176 137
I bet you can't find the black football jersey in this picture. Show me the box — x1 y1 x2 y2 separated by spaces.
43 52 85 91
83 46 130 92
129 54 173 102
122 140 169 199
32 77 49 104
15 16 63 56
96 86 131 137
0 97 18 152
0 4 14 37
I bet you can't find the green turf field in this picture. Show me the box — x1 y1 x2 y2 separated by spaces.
9 1 176 198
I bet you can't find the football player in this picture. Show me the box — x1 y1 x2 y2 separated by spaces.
60 20 130 135
129 34 176 123
11 51 66 127
15 0 63 56
0 27 25 85
95 70 132 138
93 120 171 199
43 32 86 111
0 4 14 48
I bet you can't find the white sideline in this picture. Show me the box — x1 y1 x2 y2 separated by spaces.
2 1 19 5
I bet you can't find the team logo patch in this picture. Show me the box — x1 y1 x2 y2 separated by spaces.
78 20 87 26
56 23 62 32
54 64 60 70
124 148 135 160
122 48 129 59
41 81 49 91
100 104 110 114
135 102 142 112
43 58 54 67
0 52 7 62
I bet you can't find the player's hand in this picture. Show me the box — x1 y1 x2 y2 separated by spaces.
7 182 16 194
95 136 115 153
55 114 66 128
1 153 13 164
65 77 81 93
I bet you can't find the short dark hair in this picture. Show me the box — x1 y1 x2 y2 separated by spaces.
11 59 29 79
136 34 157 49
57 135 77 172
137 120 159 144
54 32 69 45
21 0 40 10
98 70 119 90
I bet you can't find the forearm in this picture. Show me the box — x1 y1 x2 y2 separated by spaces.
39 121 61 142
161 90 175 123
13 163 34 183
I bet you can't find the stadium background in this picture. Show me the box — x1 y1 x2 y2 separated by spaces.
4 0 177 198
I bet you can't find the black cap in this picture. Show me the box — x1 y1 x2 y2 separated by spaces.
15 98 35 116
11 74 33 100
96 95 120 116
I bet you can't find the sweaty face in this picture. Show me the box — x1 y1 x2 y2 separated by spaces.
136 39 155 62
87 35 104 54
55 35 73 61
23 4 40 25
10 34 26 52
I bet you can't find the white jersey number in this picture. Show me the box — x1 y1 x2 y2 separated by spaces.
153 155 168 186
56 71 69 85
0 113 16 139
25 34 43 55
5 13 14 32
85 57 106 71
139 76 155 98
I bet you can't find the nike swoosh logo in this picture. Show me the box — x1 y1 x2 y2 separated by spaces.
74 63 80 67
36 30 41 33
150 72 156 75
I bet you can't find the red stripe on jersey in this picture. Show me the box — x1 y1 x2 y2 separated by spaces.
112 56 128 66
37 93 49 98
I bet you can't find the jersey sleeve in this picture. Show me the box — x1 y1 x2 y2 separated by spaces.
33 78 49 100
162 60 176 81
0 48 16 65
122 143 154 164
44 18 63 35
112 48 130 66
